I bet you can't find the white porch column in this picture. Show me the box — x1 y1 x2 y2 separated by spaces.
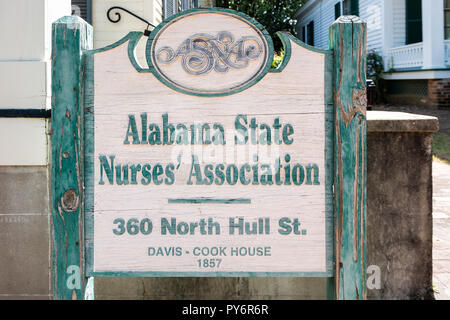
422 0 445 69
382 0 394 71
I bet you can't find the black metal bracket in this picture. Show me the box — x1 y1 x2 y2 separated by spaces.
107 6 156 36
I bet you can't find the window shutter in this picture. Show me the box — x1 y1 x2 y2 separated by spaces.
350 0 359 16
164 0 199 19
335 2 341 20
163 0 177 19
307 21 314 46
71 0 92 23
445 0 450 39
406 0 423 44
181 0 191 10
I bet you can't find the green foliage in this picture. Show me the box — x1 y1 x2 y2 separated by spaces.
272 49 285 69
367 50 383 80
216 0 306 51
367 50 385 103
433 131 450 163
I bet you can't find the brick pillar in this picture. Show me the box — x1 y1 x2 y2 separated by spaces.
429 79 450 108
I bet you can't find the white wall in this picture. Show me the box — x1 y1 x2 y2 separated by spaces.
0 0 69 166
92 0 163 67
296 0 339 50
295 0 383 53
0 118 49 166
0 0 71 110
361 0 383 53
392 0 406 47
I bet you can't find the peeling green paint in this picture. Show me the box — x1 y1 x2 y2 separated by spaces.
51 16 93 300
328 16 367 300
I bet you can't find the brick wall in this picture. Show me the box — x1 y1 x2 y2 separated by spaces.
428 79 450 108
384 79 450 108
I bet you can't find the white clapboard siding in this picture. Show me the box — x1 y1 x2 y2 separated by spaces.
360 0 383 53
295 0 382 53
92 0 163 66
392 0 406 47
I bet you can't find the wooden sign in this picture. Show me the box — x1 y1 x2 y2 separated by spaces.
51 9 367 300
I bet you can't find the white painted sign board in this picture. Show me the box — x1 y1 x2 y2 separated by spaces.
85 9 333 276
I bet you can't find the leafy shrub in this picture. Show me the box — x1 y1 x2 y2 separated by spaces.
367 50 386 103
272 50 285 69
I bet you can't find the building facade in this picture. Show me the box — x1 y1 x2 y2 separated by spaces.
295 0 450 107
0 0 442 300
0 0 72 299
0 0 203 299
70 1 204 65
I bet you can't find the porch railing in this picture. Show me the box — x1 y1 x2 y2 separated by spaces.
386 42 423 70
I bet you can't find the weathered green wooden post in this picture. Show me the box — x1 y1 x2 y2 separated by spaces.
51 16 93 300
328 16 368 300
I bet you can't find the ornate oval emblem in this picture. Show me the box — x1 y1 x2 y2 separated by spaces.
147 10 272 96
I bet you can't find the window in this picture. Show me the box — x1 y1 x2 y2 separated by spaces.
343 0 359 16
445 0 450 39
163 0 199 19
406 0 422 44
307 21 314 46
302 25 306 42
300 23 313 45
71 0 92 24
335 2 341 20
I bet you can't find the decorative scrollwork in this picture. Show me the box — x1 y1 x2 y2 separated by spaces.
156 31 263 75
107 6 155 36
